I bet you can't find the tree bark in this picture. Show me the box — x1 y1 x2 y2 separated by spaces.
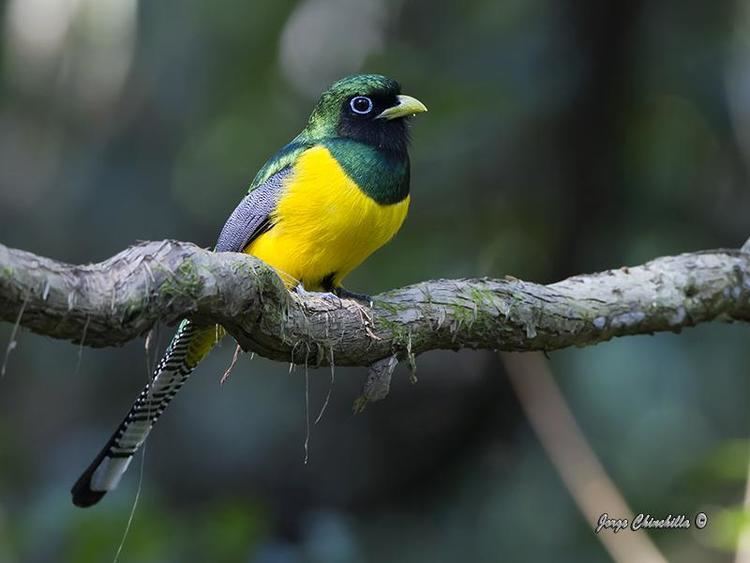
2 240 749 374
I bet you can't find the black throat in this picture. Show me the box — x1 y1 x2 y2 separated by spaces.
336 115 410 155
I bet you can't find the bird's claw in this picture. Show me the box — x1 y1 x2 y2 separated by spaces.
294 285 373 308
333 287 374 308
294 285 342 305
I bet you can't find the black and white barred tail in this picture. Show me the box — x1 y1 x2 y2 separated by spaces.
71 320 221 507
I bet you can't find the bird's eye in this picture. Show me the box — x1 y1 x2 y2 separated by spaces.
350 96 373 115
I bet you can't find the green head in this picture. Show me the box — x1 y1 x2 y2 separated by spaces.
302 74 427 153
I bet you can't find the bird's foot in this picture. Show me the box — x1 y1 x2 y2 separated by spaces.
333 287 376 333
294 285 374 325
294 285 341 305
332 287 373 308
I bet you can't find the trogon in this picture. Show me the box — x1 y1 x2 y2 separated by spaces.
71 74 427 507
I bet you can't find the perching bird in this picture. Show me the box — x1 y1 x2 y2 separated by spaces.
71 74 427 507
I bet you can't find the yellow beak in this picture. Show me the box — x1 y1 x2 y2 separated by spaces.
376 94 428 120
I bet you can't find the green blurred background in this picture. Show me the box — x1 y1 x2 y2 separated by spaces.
1 0 750 561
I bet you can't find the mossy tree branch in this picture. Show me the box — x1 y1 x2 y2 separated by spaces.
1 240 749 401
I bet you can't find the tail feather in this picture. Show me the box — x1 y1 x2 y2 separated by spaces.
71 320 221 508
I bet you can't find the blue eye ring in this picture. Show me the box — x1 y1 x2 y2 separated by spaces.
350 96 373 115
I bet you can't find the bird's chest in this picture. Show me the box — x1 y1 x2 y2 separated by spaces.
246 146 409 289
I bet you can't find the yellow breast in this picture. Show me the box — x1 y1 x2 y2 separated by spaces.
245 145 409 290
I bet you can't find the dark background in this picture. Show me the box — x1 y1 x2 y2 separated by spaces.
1 0 750 561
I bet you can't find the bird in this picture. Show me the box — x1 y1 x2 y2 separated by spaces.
71 74 427 507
